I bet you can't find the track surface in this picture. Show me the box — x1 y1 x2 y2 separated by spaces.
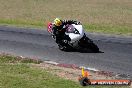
0 26 132 77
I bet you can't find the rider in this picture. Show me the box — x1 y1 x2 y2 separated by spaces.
52 18 80 46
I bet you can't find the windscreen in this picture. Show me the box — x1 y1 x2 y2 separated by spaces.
66 25 75 33
66 25 80 34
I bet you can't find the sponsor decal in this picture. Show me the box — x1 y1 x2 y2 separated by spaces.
78 67 131 86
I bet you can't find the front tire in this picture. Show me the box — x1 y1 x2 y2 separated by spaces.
58 44 67 51
58 43 75 52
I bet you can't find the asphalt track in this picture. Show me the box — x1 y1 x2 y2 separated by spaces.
0 26 132 78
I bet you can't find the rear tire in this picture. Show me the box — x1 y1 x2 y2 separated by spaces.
87 43 99 53
79 36 99 53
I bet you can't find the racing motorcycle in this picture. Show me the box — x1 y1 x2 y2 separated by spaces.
47 22 99 52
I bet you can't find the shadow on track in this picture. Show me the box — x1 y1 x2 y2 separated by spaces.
61 48 104 53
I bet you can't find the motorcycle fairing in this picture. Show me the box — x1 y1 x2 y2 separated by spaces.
65 24 85 43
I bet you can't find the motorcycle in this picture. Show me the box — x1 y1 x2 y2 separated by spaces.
47 22 99 53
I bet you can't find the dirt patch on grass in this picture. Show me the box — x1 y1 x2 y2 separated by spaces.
0 54 131 87
1 53 131 87
31 63 116 82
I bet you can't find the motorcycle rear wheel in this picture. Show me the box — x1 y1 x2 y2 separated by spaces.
79 36 99 53
87 42 99 53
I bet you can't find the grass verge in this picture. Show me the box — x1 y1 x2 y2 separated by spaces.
0 0 132 36
0 19 132 36
84 24 132 36
0 19 43 28
0 54 82 88
0 54 130 88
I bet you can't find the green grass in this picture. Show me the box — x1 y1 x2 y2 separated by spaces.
85 24 132 36
0 19 44 28
0 55 82 88
0 18 132 36
0 0 132 35
0 54 130 88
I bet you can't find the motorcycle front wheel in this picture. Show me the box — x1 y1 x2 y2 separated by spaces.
58 44 67 51
58 44 74 52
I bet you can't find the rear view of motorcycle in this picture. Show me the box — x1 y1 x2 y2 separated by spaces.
47 22 99 53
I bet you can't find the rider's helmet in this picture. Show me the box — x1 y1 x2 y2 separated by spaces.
54 18 62 26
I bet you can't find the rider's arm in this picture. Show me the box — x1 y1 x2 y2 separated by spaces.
52 25 59 36
63 20 80 25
